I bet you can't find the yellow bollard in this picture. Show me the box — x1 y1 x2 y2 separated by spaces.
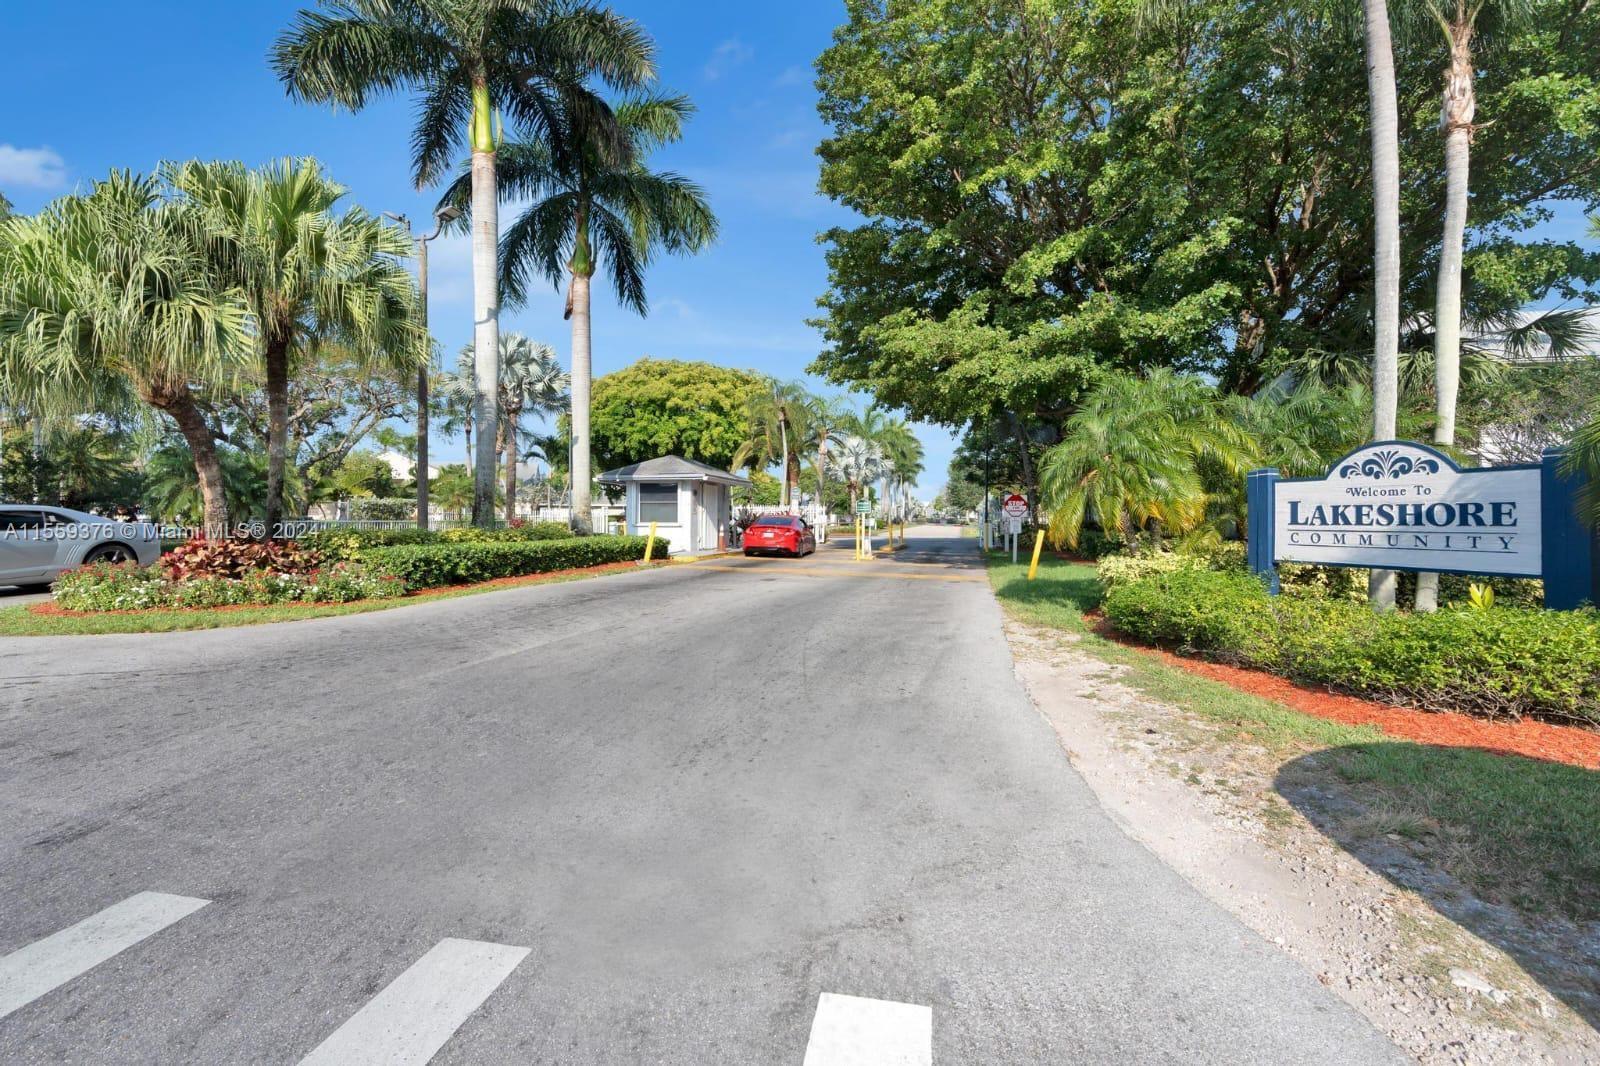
1027 528 1045 580
644 521 659 563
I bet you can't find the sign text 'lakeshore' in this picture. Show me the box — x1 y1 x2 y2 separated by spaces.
1246 442 1599 610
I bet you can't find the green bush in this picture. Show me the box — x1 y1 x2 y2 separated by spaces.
1102 568 1281 663
438 521 574 544
350 497 415 520
361 534 669 591
1102 568 1600 724
54 561 404 611
1095 537 1246 592
297 527 442 559
1096 551 1206 591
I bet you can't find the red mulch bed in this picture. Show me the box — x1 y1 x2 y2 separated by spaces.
29 560 651 619
1087 613 1600 770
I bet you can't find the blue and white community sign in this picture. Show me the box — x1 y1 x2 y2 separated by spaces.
1246 442 1600 610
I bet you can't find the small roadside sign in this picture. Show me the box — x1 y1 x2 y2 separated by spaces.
855 499 871 514
1007 517 1022 535
1001 493 1028 519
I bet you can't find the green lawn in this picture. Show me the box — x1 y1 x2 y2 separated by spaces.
0 562 655 637
986 552 1600 922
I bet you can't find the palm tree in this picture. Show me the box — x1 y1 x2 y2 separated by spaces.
429 463 475 519
441 91 716 530
1038 371 1254 549
167 158 423 537
734 380 811 508
273 0 657 527
804 394 853 520
1363 0 1404 610
144 443 271 526
459 333 569 524
1416 0 1534 610
1228 379 1373 479
436 350 478 468
873 416 922 520
826 433 885 516
0 173 251 535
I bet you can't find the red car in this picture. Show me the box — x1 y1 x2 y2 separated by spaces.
743 515 817 557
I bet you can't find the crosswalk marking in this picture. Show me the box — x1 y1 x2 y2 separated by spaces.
298 937 529 1066
803 992 933 1066
0 891 210 1021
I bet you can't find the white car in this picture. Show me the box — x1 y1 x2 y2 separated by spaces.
0 505 162 591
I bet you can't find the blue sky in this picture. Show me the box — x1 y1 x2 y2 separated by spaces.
0 0 963 496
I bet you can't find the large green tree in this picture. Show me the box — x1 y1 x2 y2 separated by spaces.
587 358 761 472
273 0 656 527
810 0 1600 424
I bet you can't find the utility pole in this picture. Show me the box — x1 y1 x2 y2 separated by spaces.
386 205 461 530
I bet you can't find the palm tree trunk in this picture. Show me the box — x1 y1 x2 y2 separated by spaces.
1365 0 1402 612
569 271 594 534
469 129 500 528
503 408 519 526
146 383 229 538
264 335 290 539
816 434 828 519
416 234 431 531
778 410 789 508
1417 22 1476 613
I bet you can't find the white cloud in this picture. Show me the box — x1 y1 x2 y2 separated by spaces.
0 144 68 190
703 38 754 81
773 65 811 88
656 297 698 321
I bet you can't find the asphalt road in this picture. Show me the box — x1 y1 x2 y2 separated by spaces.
0 527 1403 1064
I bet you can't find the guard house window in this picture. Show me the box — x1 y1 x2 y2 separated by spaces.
638 483 678 524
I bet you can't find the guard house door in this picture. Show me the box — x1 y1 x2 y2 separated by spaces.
689 484 702 552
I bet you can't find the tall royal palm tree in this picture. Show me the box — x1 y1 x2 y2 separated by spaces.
459 333 569 523
1363 0 1404 610
0 173 251 535
168 158 423 536
441 91 716 530
1414 0 1533 610
273 0 657 527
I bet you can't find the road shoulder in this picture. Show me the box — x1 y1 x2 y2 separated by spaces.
1002 618 1600 1065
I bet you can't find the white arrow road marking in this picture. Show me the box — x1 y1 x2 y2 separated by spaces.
803 992 933 1066
0 891 211 1020
298 937 530 1066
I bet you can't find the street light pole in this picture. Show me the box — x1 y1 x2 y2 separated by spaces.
387 205 459 530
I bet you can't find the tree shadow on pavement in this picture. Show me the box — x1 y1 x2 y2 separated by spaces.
1275 742 1600 1030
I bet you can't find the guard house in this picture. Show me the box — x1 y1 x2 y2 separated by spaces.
599 455 750 556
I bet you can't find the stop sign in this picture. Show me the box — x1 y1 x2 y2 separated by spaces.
1001 493 1028 519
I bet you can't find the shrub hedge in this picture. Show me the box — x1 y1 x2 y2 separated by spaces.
1102 567 1600 725
55 561 403 611
438 521 574 543
361 534 669 591
350 497 416 520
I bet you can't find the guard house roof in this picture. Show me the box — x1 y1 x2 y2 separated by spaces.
598 455 751 487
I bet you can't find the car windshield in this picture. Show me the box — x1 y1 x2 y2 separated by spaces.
753 517 797 527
